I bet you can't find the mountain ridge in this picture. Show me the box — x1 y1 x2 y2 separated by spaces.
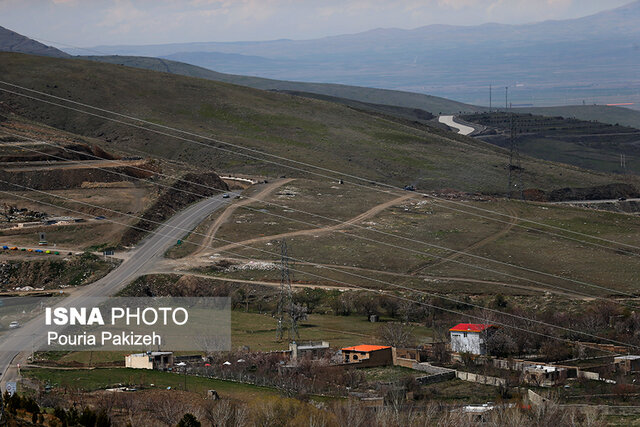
0 25 70 58
59 2 640 109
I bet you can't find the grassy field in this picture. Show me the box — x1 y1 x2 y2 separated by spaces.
0 53 630 195
418 379 503 404
24 367 280 399
204 188 640 296
39 308 431 365
232 310 432 352
82 56 640 130
361 366 425 383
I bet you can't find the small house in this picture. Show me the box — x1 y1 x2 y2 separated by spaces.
523 365 568 387
449 323 498 355
125 351 173 370
341 345 393 367
289 341 330 361
614 355 640 374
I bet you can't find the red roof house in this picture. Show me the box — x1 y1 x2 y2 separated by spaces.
449 323 496 333
449 324 498 355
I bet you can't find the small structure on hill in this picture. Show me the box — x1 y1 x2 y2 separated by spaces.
289 341 330 361
125 351 173 370
614 355 640 374
522 365 568 387
449 323 498 355
341 345 393 367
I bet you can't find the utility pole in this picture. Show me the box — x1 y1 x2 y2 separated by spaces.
505 86 508 110
489 84 492 111
276 238 297 341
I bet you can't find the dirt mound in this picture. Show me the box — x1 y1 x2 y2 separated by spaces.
118 274 233 297
522 183 639 202
120 172 228 245
547 183 639 202
0 161 156 191
0 253 115 291
0 142 117 162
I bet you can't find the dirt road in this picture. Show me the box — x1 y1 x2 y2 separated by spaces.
200 192 413 256
194 179 293 256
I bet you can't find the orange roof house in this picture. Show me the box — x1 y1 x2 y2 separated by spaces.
341 344 393 367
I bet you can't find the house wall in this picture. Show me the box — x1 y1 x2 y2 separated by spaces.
152 354 173 370
455 370 506 386
125 355 153 370
343 348 393 367
450 331 485 354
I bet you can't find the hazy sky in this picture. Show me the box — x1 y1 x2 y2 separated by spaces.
0 0 633 47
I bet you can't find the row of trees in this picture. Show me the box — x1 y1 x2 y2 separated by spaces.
34 390 604 427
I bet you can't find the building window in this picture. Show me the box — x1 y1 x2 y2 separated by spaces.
353 355 359 360
463 332 467 338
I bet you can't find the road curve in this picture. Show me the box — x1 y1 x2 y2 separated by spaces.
0 194 229 386
439 115 475 136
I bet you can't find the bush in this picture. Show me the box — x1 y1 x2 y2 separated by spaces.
177 413 201 427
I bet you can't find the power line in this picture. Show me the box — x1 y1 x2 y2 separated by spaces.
0 191 627 357
4 128 639 263
2 81 639 254
1 181 639 352
1 139 637 305
2 129 638 304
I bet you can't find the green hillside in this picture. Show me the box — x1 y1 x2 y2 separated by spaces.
80 55 640 130
78 55 483 114
0 53 630 194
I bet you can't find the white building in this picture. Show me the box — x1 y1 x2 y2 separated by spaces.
449 323 498 355
125 351 173 370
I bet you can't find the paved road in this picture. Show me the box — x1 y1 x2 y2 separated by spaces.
438 115 475 136
0 194 229 387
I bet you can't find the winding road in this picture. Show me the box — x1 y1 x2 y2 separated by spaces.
0 194 229 388
439 115 475 136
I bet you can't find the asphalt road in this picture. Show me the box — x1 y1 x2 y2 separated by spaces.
438 115 475 136
0 194 229 387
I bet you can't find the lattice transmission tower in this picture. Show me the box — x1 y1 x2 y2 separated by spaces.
276 238 298 341
506 95 524 199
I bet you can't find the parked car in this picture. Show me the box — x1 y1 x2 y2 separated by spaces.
222 194 230 198
9 321 19 329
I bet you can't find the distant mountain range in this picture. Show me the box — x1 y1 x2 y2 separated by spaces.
2 20 640 129
0 25 70 58
62 1 640 108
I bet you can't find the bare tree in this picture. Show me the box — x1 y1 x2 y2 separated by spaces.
378 322 416 348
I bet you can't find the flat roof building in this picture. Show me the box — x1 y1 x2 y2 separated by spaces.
341 345 393 367
125 351 173 370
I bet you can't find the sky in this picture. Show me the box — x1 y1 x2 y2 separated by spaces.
0 0 634 47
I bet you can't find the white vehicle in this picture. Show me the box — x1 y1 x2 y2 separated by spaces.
222 194 230 198
9 321 19 329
